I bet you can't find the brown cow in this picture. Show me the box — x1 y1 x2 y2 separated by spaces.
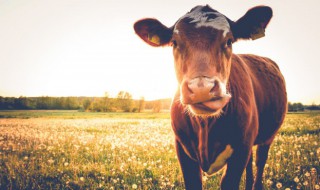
134 5 287 190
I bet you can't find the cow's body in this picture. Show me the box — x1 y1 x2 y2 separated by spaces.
171 54 286 189
134 4 287 190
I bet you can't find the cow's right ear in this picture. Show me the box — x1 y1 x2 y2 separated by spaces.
134 18 173 47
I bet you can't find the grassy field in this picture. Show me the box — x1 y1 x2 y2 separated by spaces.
0 111 319 190
0 110 170 119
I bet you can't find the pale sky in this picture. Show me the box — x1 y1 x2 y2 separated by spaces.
0 0 319 104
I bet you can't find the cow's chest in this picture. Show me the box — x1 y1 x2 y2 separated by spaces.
176 119 235 174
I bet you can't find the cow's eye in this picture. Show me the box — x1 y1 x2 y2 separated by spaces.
171 40 178 48
226 39 232 48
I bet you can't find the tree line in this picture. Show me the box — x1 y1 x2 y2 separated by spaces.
287 102 320 112
0 94 319 112
0 91 172 112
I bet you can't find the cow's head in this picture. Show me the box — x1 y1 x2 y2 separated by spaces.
134 5 272 117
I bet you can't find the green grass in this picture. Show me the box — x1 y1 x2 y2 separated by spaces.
0 111 319 189
0 110 170 119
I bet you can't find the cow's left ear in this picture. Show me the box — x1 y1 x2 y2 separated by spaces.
134 18 173 47
232 6 273 41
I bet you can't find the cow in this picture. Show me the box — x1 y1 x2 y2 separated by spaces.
134 4 287 190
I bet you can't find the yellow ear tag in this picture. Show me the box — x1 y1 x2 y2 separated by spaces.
148 34 160 45
251 28 265 40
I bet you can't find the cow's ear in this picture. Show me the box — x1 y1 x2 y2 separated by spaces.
232 6 272 41
134 18 173 47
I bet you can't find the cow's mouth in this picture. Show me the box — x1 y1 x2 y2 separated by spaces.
188 94 231 117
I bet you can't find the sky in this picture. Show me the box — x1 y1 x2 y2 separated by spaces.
0 0 319 104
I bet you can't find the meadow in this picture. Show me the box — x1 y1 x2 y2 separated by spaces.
0 110 319 190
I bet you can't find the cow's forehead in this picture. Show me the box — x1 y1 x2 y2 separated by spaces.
174 5 230 37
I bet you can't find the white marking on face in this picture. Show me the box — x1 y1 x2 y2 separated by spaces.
174 28 179 34
176 6 230 37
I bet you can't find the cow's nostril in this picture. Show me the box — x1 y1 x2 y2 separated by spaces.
184 80 195 95
187 83 194 94
210 80 219 93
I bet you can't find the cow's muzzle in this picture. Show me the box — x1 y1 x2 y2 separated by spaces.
181 76 231 116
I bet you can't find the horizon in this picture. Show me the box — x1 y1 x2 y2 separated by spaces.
0 95 317 105
0 94 173 102
1 0 319 105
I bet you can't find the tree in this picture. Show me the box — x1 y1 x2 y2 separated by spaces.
26 98 36 109
83 99 92 111
91 98 103 112
14 96 28 109
36 96 52 109
116 91 133 112
288 102 304 112
0 96 6 109
138 96 145 112
102 92 115 112
306 103 320 110
152 100 162 113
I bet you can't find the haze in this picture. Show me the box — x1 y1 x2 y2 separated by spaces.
0 0 319 104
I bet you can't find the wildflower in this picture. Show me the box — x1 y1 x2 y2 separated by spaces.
202 176 208 182
64 162 69 166
315 184 320 190
80 177 85 182
294 177 300 183
132 184 138 189
303 181 309 186
276 151 281 156
23 156 28 160
37 144 47 150
297 151 301 156
285 188 291 190
311 168 317 175
266 179 273 186
297 184 302 189
305 171 311 177
276 182 282 189
47 159 54 164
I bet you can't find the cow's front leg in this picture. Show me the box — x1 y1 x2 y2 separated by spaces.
175 140 202 190
246 153 254 190
221 146 252 190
